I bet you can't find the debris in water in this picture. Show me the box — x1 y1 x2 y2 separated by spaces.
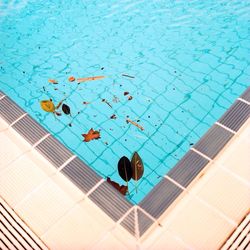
48 79 58 84
77 75 105 83
107 177 127 195
69 123 72 127
126 119 144 131
82 128 101 142
83 101 91 105
128 96 133 101
112 95 119 103
102 98 112 108
124 91 129 96
110 114 117 119
122 74 135 79
101 67 104 70
68 76 75 82
42 86 46 92
62 103 71 116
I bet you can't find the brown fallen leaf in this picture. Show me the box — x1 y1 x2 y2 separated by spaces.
128 96 133 100
82 128 101 142
107 177 128 195
48 79 58 84
77 75 105 83
124 91 129 96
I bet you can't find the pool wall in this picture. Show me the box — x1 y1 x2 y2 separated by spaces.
0 86 249 238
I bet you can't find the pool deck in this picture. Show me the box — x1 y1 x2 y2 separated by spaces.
0 93 250 249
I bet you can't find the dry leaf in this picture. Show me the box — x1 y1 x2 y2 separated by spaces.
82 128 101 142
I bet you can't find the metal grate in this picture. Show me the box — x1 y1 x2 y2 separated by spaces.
0 96 26 124
12 114 49 145
120 207 154 237
0 198 48 250
221 213 250 250
139 178 183 219
193 124 234 159
61 157 102 193
240 87 250 102
88 181 132 222
167 150 209 187
218 100 250 132
35 135 73 168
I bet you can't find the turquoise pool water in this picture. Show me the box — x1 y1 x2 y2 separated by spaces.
0 0 249 203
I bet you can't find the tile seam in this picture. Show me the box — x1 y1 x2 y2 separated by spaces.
57 155 77 172
86 179 105 197
32 134 50 148
215 122 237 134
165 173 237 226
190 148 212 161
0 95 6 100
9 113 27 127
217 164 250 187
238 97 250 105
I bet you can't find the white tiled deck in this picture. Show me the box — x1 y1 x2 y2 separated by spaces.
0 117 250 249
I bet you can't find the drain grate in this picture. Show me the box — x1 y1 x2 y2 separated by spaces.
0 197 48 250
221 213 250 250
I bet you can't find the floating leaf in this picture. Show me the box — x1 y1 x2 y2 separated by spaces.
107 177 127 195
118 156 132 182
62 103 71 115
131 152 144 181
82 128 101 142
128 96 133 100
124 91 129 96
40 100 55 113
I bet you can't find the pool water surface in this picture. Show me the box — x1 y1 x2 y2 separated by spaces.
0 0 249 203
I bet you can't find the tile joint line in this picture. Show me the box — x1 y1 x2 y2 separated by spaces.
215 122 236 134
86 179 105 197
32 133 50 148
190 148 212 161
9 113 27 127
57 155 77 172
238 97 250 105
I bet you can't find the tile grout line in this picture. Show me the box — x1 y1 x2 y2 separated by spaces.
14 177 53 209
237 97 250 105
57 155 76 172
9 113 27 127
217 164 250 187
190 148 212 161
86 179 105 197
215 122 236 135
40 199 85 238
32 134 50 148
164 173 237 226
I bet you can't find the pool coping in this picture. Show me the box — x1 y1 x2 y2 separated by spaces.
0 87 249 239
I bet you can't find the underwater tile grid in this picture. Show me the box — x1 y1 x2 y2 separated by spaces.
0 86 249 238
1 0 250 204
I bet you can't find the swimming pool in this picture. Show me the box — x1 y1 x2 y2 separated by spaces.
0 0 249 203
